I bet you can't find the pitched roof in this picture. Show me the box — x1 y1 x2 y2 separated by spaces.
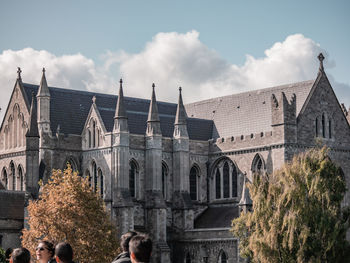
194 205 239 229
23 83 213 140
185 80 315 139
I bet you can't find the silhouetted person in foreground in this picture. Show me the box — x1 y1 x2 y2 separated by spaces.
10 248 30 263
112 231 137 263
129 235 152 263
55 242 74 263
5 248 13 262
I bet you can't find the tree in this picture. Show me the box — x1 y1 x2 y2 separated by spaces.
22 165 119 263
232 147 350 263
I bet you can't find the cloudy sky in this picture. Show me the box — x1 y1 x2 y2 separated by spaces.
0 1 349 123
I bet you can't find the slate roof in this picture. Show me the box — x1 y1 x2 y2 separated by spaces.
194 205 239 229
22 83 213 140
185 80 315 139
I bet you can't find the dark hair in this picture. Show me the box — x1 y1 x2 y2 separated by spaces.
39 240 55 258
120 231 137 252
129 235 152 263
5 248 13 259
11 248 30 263
55 242 73 263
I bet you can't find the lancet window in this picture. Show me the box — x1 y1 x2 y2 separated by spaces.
214 159 238 200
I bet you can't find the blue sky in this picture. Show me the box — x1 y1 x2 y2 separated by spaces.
0 0 349 121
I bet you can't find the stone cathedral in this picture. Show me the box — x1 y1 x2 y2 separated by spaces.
1 54 350 263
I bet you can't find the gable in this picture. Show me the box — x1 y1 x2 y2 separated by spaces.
0 80 31 151
297 72 350 146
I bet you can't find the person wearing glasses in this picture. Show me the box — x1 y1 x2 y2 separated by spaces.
36 241 56 263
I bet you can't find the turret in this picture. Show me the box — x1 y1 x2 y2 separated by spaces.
37 68 51 134
145 83 170 263
172 87 193 231
271 92 297 143
111 79 133 237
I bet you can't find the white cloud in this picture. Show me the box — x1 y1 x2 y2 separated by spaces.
0 32 349 123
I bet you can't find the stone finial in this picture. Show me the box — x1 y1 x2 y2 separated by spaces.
17 67 22 80
147 83 160 122
114 78 127 119
175 86 187 125
318 53 325 72
92 96 96 104
120 78 123 87
56 124 61 136
37 67 50 97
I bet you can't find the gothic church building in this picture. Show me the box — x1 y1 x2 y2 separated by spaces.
1 54 350 263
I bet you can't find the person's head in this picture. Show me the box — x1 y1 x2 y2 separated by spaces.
129 235 152 263
5 248 13 262
120 231 137 253
55 242 73 263
36 240 55 263
10 248 30 263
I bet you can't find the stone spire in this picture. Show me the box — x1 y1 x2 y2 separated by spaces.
239 174 252 213
146 83 161 135
174 87 188 138
26 92 39 137
37 68 50 97
175 87 187 125
113 79 129 133
114 79 127 119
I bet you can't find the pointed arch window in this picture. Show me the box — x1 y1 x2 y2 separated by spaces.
215 168 221 199
18 166 23 191
223 162 230 198
98 169 103 198
88 130 91 148
85 170 91 187
218 250 227 263
322 114 326 138
252 154 264 174
129 160 138 198
2 168 8 189
329 119 332 138
92 121 96 148
92 161 97 192
315 118 319 137
232 165 238 197
162 162 168 199
10 162 15 190
190 166 199 200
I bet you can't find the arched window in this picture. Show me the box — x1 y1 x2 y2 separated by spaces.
162 162 168 199
315 118 319 137
215 168 221 199
85 170 91 187
88 130 91 148
322 114 326 138
190 166 199 200
223 162 230 198
129 160 138 198
2 168 8 189
65 157 78 173
93 121 96 148
218 250 227 263
252 154 264 174
98 169 103 198
214 159 240 200
185 253 191 263
18 166 23 191
92 161 97 192
329 119 332 138
10 162 15 191
232 165 238 197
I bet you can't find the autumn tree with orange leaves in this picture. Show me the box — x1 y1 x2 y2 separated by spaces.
22 165 119 263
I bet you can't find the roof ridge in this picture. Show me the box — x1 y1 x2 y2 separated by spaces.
185 79 315 106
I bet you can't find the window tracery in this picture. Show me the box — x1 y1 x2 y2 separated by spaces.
214 159 238 200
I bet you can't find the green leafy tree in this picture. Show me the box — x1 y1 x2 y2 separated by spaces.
232 147 350 263
0 247 5 263
22 165 119 263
